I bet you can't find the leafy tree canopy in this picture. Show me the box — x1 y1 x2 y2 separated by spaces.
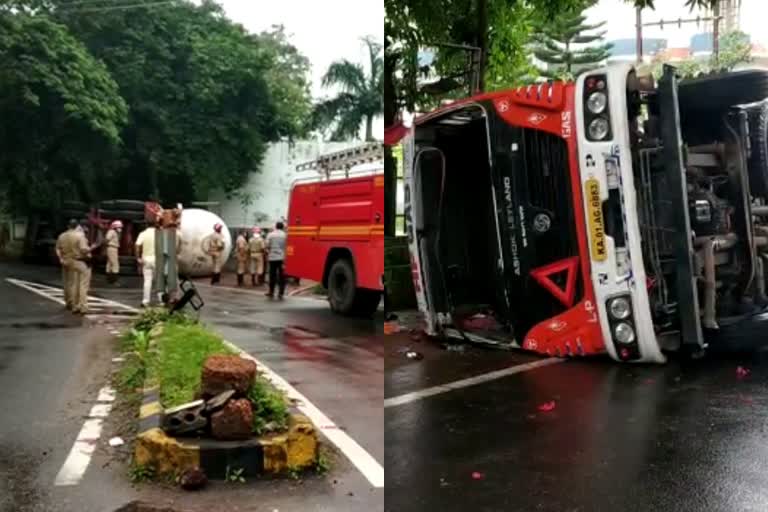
0 13 128 212
313 36 383 141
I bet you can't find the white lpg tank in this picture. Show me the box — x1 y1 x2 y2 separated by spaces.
177 208 232 277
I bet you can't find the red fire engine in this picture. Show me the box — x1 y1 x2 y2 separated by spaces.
284 143 384 316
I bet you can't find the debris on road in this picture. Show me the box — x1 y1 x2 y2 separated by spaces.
162 400 207 435
108 437 124 447
384 321 400 335
405 351 423 360
736 366 751 379
444 343 466 353
471 471 484 480
537 400 556 412
179 467 208 491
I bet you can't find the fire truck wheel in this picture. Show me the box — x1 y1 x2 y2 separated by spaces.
328 258 357 315
352 290 382 317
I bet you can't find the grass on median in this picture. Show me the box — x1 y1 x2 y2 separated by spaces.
155 322 236 408
117 307 290 436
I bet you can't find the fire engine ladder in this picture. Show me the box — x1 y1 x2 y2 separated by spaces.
295 142 383 179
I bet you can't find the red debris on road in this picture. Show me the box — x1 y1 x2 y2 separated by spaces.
736 366 751 380
471 471 484 480
537 400 556 412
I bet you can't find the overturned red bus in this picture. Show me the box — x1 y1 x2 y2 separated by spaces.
389 64 768 363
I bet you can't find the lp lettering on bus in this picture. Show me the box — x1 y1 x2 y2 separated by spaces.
404 183 414 245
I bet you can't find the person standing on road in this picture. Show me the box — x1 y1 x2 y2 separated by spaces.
235 229 248 287
265 221 287 299
135 221 157 307
104 220 123 285
248 227 265 287
204 223 226 285
69 220 94 314
55 219 79 310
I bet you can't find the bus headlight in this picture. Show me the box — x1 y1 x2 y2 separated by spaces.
609 296 631 319
614 322 636 344
587 91 607 114
588 117 610 140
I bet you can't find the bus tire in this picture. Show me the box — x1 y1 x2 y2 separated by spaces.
328 258 357 315
747 101 768 197
678 69 768 114
352 290 381 317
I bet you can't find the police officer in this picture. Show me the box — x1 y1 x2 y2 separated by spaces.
70 220 93 314
205 223 226 285
55 219 79 310
248 227 265 286
235 229 248 287
105 220 123 285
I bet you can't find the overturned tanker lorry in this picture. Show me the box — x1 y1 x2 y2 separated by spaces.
388 63 768 363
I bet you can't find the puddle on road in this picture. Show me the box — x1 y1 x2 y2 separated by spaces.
1 322 76 329
114 502 185 512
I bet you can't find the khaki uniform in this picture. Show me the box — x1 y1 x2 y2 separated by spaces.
58 228 91 312
56 229 77 309
204 232 226 273
235 235 248 274
248 235 265 277
105 228 120 274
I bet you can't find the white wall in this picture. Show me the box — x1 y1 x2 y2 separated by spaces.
209 140 362 228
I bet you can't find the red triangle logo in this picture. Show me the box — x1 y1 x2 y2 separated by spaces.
530 257 579 307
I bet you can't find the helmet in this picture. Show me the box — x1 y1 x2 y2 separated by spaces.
110 220 123 230
214 223 223 233
252 226 261 234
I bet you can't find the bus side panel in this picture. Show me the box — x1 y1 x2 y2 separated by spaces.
285 183 324 282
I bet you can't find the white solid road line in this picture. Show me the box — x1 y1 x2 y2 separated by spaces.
194 281 329 304
384 358 565 408
223 340 385 489
54 386 116 486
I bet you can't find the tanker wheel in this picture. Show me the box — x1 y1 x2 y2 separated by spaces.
352 290 382 317
328 258 357 315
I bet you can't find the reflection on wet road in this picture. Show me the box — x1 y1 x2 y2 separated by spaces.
386 329 768 512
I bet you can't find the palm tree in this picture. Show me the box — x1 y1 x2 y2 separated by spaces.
313 36 383 141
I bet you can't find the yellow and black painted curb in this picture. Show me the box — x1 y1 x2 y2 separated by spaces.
134 386 318 479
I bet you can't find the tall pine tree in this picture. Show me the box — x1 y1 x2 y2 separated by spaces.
532 9 612 80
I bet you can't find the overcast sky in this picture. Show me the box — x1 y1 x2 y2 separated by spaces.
217 0 384 139
585 0 768 49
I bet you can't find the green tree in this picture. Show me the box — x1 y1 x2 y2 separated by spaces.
252 25 313 138
532 8 612 80
0 13 128 213
313 37 383 141
714 30 751 72
54 0 299 203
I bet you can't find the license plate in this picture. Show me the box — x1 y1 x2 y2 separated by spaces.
585 178 607 262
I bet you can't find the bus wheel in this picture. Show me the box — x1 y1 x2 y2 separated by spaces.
328 259 357 315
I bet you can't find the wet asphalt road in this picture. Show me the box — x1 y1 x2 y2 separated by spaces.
0 262 383 512
385 323 768 512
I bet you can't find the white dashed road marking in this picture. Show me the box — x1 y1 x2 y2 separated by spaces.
384 358 565 408
5 278 139 322
54 386 116 486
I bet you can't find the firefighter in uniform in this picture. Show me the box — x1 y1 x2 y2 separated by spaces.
56 219 79 310
235 230 248 287
105 220 123 285
205 223 226 284
248 227 265 286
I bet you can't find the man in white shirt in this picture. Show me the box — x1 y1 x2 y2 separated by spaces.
265 221 287 299
135 222 157 307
